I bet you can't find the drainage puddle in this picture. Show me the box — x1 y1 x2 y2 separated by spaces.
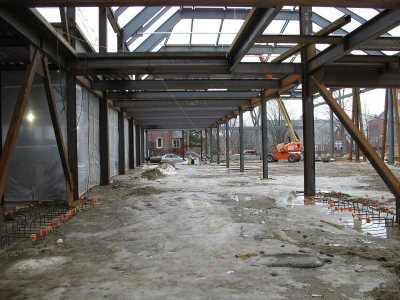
279 191 399 240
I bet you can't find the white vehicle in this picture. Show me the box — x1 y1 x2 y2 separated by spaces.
161 154 186 163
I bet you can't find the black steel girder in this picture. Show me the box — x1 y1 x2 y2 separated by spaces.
92 79 280 90
228 7 281 70
108 91 260 100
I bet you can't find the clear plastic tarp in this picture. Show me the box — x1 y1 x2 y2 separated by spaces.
76 84 100 196
1 71 67 201
108 107 119 176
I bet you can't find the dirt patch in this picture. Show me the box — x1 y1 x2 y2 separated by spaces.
141 168 166 180
126 186 163 196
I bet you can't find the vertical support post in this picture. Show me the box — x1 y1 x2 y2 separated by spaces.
381 91 389 160
204 128 208 158
392 90 400 162
66 72 79 200
99 7 107 53
330 108 334 156
0 72 3 206
349 90 356 161
66 7 76 49
239 108 244 173
261 94 268 179
200 130 203 161
216 125 220 164
99 93 109 185
300 6 316 196
140 127 145 164
135 124 140 167
226 121 230 168
210 128 214 161
388 89 395 165
128 119 134 169
0 50 41 202
354 88 361 161
118 110 125 174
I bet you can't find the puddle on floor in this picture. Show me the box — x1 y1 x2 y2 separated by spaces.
278 191 399 240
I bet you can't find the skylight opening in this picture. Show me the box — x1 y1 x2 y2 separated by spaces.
36 8 61 23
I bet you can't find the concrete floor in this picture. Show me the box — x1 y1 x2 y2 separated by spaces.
1 161 400 299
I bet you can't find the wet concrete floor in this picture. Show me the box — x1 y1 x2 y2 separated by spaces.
0 162 400 299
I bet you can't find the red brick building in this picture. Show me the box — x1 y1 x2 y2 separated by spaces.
147 130 185 157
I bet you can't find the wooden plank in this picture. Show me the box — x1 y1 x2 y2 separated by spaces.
0 50 41 200
42 56 75 204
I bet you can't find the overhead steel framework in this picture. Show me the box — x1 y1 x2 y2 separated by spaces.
0 2 399 220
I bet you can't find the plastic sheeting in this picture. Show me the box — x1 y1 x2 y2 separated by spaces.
108 107 119 176
1 71 67 201
124 118 129 170
76 84 100 196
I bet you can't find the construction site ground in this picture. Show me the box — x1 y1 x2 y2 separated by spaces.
1 161 400 300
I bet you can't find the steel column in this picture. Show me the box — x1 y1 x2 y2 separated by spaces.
300 6 316 196
135 124 140 167
118 111 125 174
99 94 109 185
66 72 79 200
205 128 209 157
388 89 395 164
141 127 145 164
99 7 107 53
239 109 244 173
392 90 400 162
330 108 334 156
216 125 220 164
381 91 389 160
0 73 3 205
313 78 400 223
226 121 230 168
261 94 268 179
200 130 203 161
128 119 134 169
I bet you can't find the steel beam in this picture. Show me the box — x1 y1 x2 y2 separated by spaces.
135 11 181 52
92 79 280 90
114 99 250 108
122 6 163 41
42 56 75 204
308 9 400 73
228 7 281 70
381 91 389 161
108 91 260 100
99 7 107 53
126 7 171 45
313 78 400 222
6 1 400 9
